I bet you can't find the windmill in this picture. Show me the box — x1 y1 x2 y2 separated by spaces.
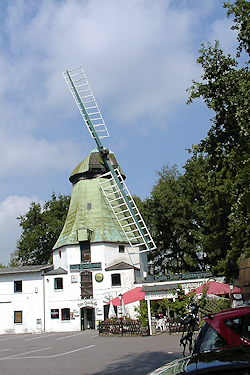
62 67 156 255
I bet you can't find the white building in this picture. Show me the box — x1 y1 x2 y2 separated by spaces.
0 150 150 334
0 150 213 335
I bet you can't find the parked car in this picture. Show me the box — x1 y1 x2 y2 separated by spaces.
193 305 250 354
148 346 250 374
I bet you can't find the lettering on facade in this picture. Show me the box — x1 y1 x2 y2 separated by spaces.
70 262 102 271
154 271 212 282
77 299 98 308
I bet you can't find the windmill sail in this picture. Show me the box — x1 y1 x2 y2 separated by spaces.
62 68 109 145
98 168 156 252
62 67 156 253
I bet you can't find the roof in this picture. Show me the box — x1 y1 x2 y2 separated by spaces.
105 261 139 271
0 265 53 275
53 181 135 250
69 149 125 183
45 267 67 275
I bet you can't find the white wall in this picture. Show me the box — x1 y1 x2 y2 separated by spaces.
0 272 44 334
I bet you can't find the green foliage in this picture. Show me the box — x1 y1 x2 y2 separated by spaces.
185 0 250 279
10 193 70 266
141 1 250 281
142 164 205 274
135 300 149 327
201 297 230 315
158 285 196 318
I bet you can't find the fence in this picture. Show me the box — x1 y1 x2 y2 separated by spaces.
99 319 149 336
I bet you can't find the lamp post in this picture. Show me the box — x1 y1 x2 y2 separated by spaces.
118 293 122 318
118 293 123 335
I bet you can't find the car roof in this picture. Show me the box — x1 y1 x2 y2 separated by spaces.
203 305 250 321
148 346 250 374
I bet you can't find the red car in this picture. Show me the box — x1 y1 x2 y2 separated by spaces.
193 305 250 354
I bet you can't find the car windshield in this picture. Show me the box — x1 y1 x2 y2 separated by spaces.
194 323 229 353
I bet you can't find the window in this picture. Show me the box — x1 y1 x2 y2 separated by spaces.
51 309 59 319
199 325 229 353
81 271 93 299
61 308 70 321
14 280 22 293
225 314 250 340
80 241 91 263
111 273 121 287
119 245 125 253
243 315 250 340
59 250 62 259
54 277 63 290
14 311 22 324
225 316 244 336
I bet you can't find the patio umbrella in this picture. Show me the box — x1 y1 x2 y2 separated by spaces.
108 287 145 306
108 301 117 318
192 281 241 296
122 299 129 317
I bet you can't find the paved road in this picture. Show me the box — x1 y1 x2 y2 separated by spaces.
0 330 183 375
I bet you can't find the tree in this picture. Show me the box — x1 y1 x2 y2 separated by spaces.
186 0 250 279
142 164 209 275
10 193 70 266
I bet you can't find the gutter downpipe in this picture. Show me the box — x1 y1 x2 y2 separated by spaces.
42 271 46 332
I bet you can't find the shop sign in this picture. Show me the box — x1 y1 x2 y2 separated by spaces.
77 299 98 308
154 271 213 282
70 262 101 271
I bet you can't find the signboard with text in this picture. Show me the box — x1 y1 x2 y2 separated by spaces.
70 262 102 271
154 271 213 282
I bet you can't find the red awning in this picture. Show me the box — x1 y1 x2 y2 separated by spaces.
108 287 145 306
192 281 241 296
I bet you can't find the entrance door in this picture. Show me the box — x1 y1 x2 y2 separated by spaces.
80 307 95 330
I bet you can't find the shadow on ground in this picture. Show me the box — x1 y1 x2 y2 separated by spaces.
93 351 182 375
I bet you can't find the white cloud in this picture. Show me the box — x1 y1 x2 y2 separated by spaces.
0 0 238 265
0 195 40 265
0 0 230 135
209 17 238 55
0 130 84 178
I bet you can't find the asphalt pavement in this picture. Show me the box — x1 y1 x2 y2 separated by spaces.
0 330 183 375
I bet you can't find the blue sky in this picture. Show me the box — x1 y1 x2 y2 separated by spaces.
0 0 238 265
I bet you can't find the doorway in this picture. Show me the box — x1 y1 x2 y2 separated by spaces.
80 307 95 330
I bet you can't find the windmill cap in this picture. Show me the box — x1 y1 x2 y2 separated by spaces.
69 148 126 184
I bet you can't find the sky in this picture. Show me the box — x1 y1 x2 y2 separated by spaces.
0 0 239 266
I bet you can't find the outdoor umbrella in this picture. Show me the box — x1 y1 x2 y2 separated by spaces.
192 281 241 296
122 299 129 317
108 301 117 318
108 287 145 306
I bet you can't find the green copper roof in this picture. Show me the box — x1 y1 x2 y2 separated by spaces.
53 150 131 250
53 177 128 249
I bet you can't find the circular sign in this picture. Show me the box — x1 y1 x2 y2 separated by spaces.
95 273 104 282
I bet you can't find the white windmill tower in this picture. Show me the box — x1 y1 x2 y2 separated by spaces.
53 68 156 325
62 68 156 255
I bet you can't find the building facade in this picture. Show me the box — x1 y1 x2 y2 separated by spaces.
0 150 150 334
